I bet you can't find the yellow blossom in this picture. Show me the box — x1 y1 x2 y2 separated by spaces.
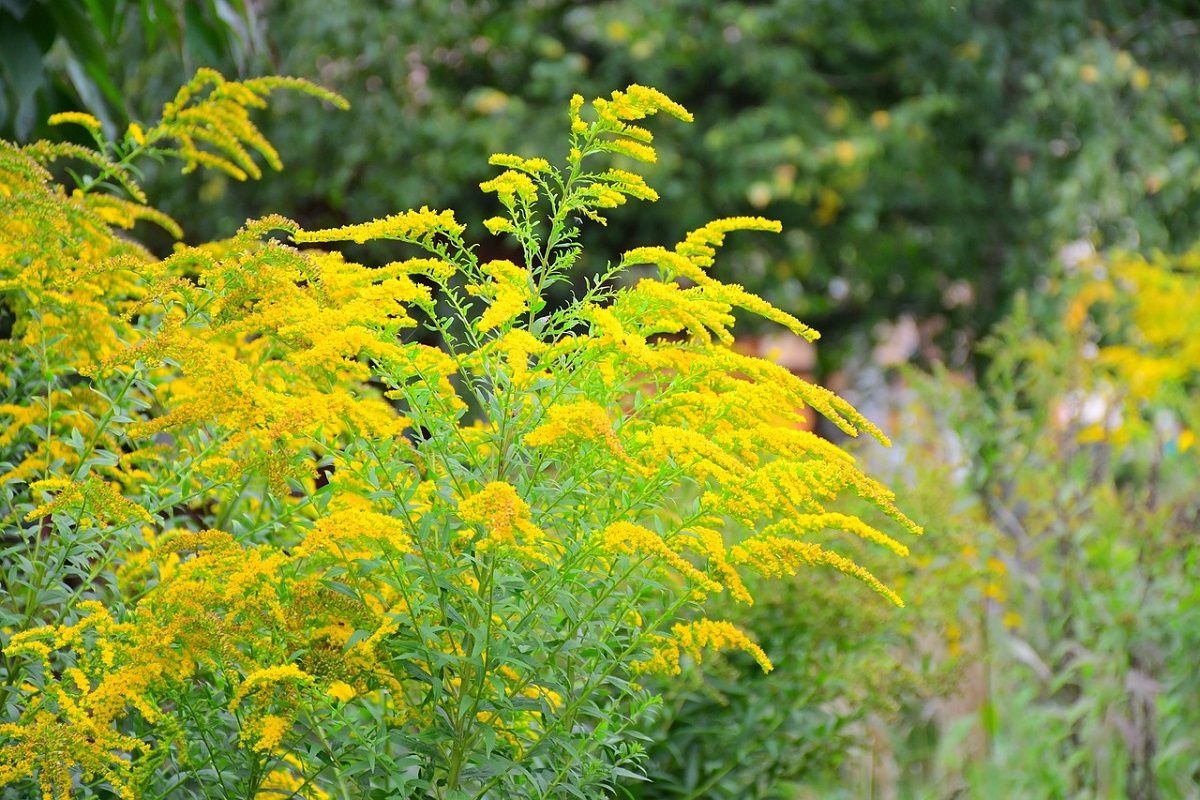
466 259 535 332
834 139 857 164
457 481 547 561
229 664 314 711
637 619 772 675
489 328 548 384
524 399 623 453
480 170 539 204
294 206 465 245
47 111 103 133
327 680 357 703
595 521 721 594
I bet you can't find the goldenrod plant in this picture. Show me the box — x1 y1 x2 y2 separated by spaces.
849 247 1199 799
968 248 1198 798
0 74 919 798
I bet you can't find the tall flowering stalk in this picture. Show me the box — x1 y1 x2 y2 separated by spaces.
0 78 919 798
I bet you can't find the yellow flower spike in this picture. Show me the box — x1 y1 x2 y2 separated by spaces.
595 521 722 594
765 512 911 558
623 246 710 284
607 85 693 123
728 535 905 607
600 168 659 202
294 206 465 245
687 526 753 605
47 111 104 133
673 619 773 673
601 137 657 163
229 664 314 711
488 153 551 174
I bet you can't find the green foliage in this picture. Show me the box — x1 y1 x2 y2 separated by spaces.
0 75 920 799
855 247 1200 798
626 402 992 799
0 0 265 141
111 0 1200 348
614 240 1200 798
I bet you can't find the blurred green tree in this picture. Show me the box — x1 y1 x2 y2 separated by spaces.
0 0 265 140
12 0 1200 349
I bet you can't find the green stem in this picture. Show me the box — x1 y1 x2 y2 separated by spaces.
69 366 140 482
179 689 234 800
473 591 694 799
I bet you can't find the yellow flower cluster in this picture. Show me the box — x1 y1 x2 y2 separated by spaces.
1 511 411 794
566 84 693 172
488 328 549 385
595 521 721 594
295 205 465 245
488 153 552 174
457 481 547 561
1064 245 1200 442
157 68 348 180
523 399 623 454
466 259 535 332
295 508 414 561
25 476 153 527
48 111 104 133
2 603 179 798
229 665 317 752
256 755 332 800
636 619 772 676
480 170 540 204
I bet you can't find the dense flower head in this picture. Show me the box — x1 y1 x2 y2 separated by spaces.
466 259 535 332
457 481 547 561
523 399 623 453
479 170 540 204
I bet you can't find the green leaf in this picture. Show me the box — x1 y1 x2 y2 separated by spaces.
343 628 371 651
0 17 47 138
